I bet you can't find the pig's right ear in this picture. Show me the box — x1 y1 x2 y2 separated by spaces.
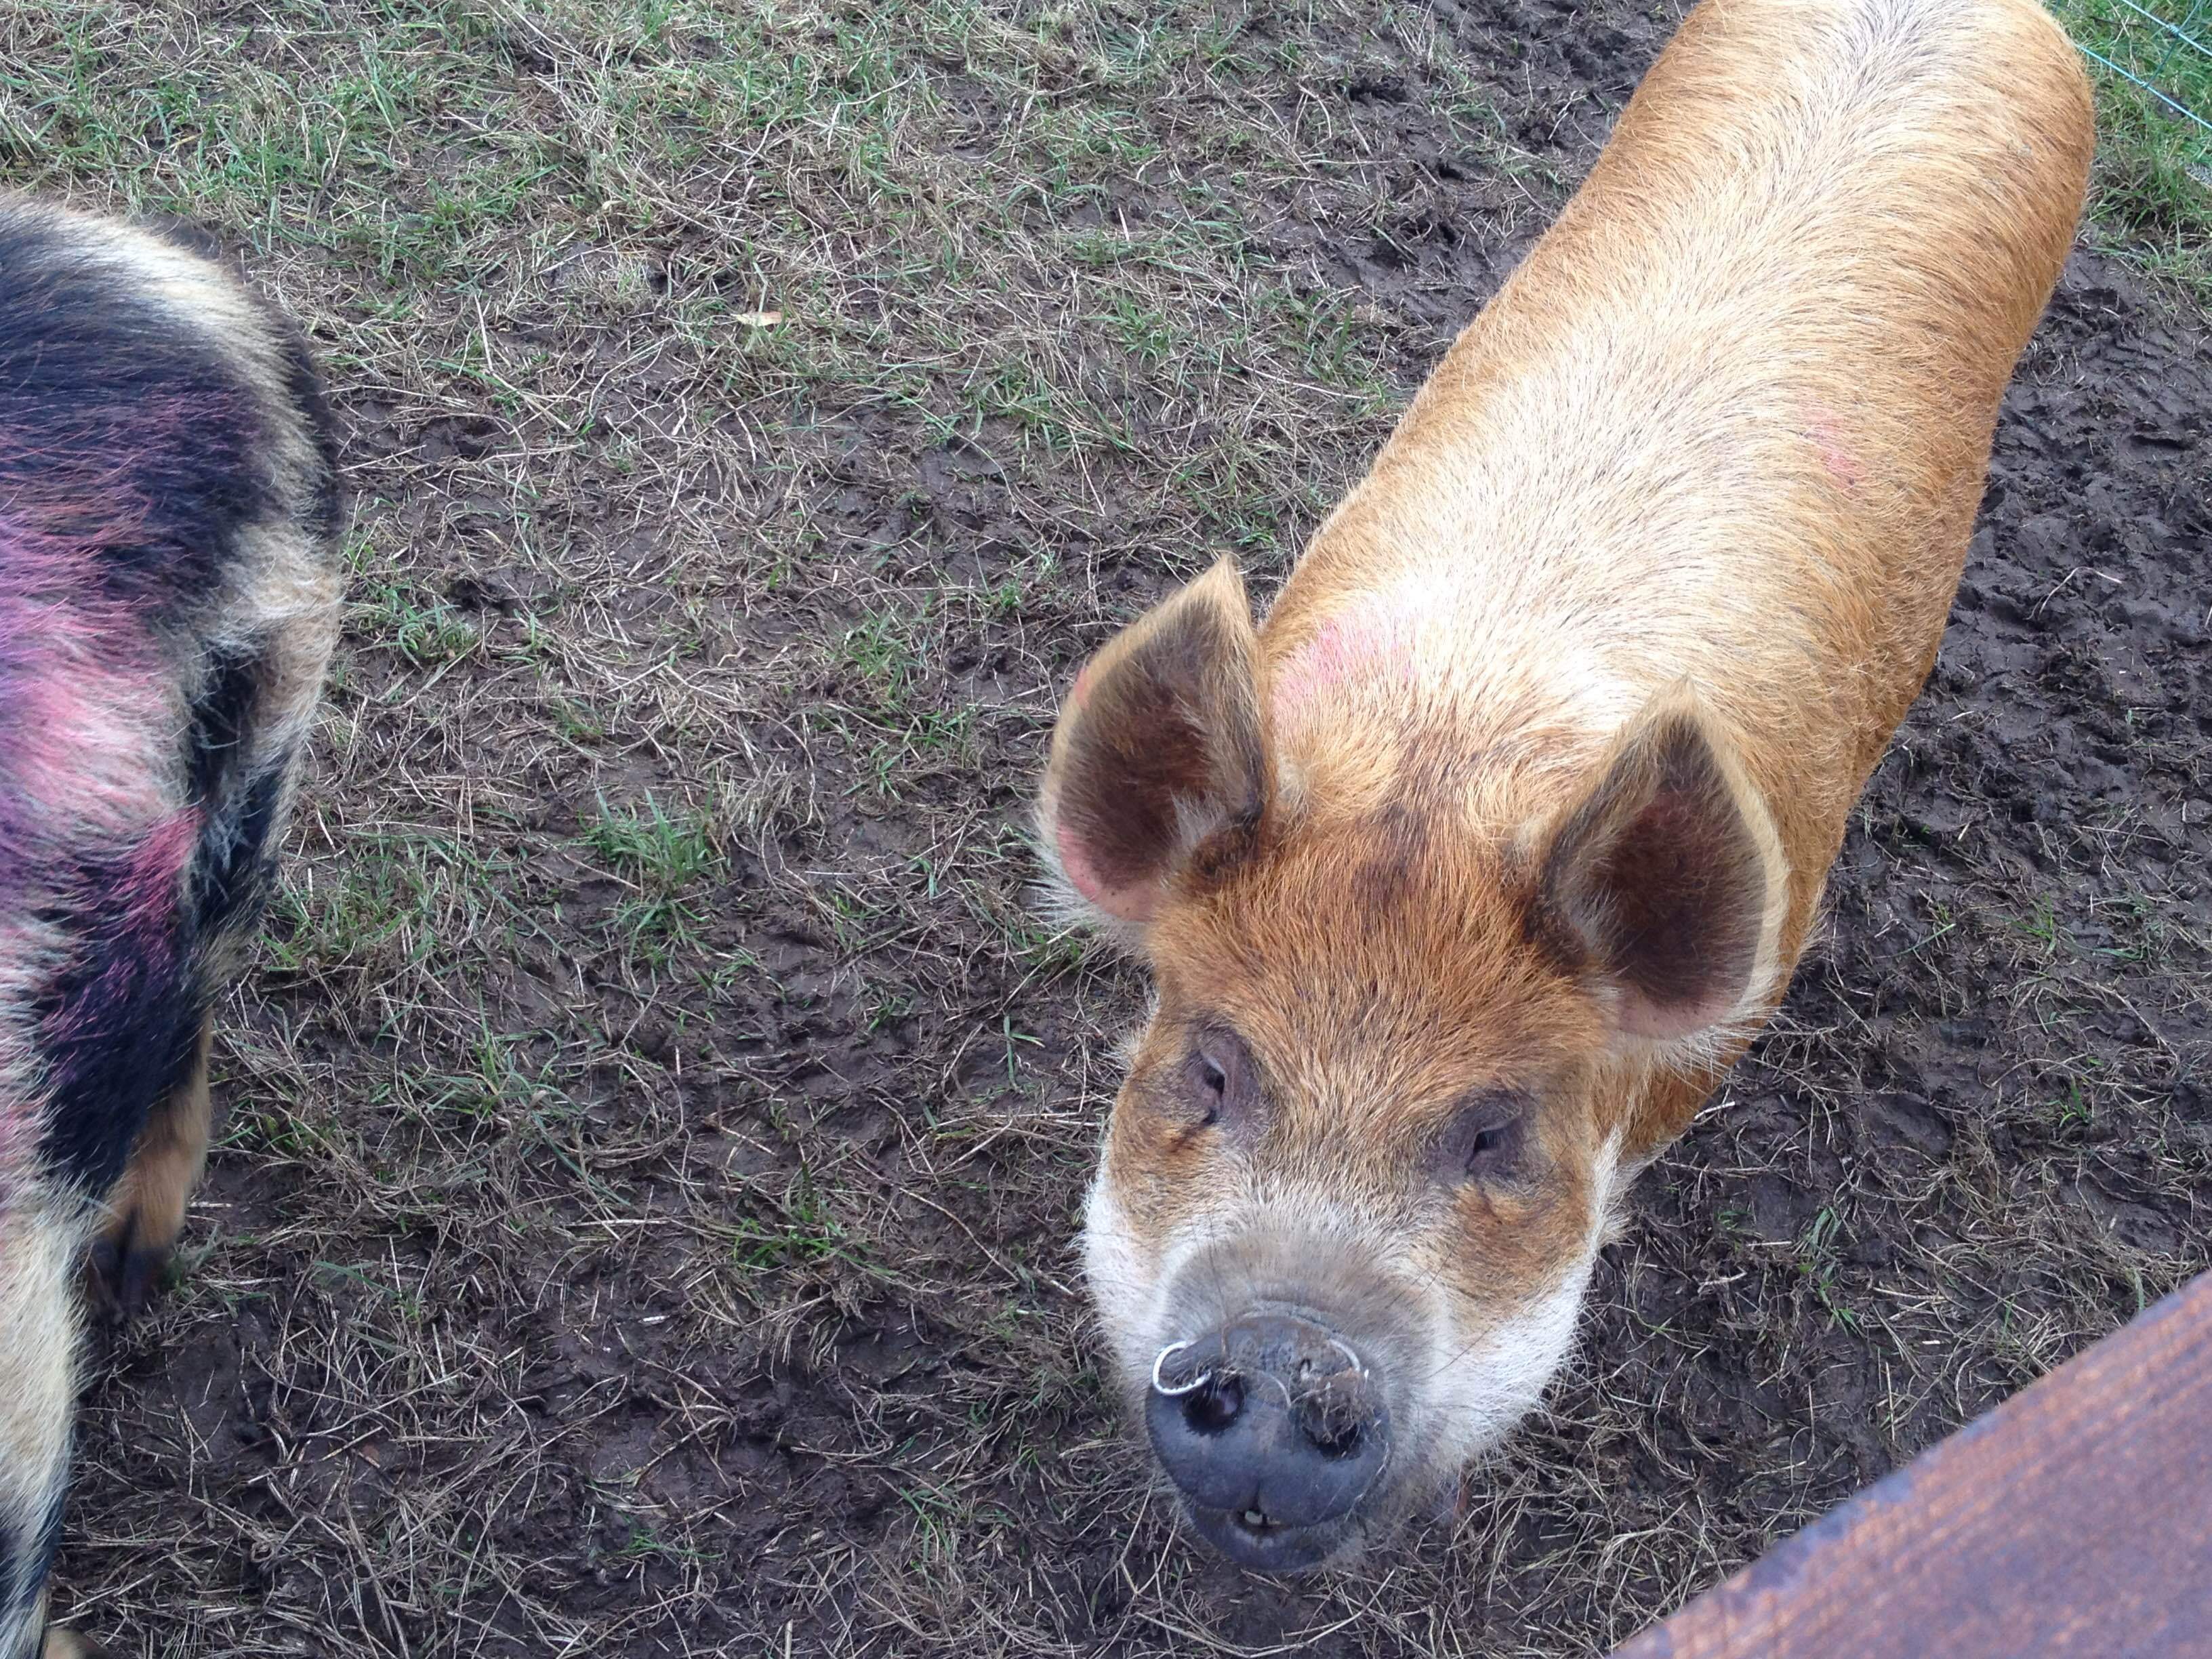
1038 559 1267 934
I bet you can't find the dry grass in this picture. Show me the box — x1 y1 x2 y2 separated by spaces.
0 1 2206 1655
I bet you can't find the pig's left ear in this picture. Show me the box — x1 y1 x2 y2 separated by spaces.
1534 694 1787 1047
1038 558 1267 935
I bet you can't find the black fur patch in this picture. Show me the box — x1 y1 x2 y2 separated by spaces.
32 840 205 1198
276 327 346 545
0 203 340 620
35 726 291 1199
186 643 264 803
195 758 288 941
1350 800 1429 914
141 213 345 539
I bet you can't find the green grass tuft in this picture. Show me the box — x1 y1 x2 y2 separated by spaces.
2052 0 2212 298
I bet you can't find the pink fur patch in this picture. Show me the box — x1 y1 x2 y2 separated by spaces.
1803 407 1863 492
116 808 201 938
0 583 164 855
41 806 201 1047
1271 605 1419 727
0 482 178 923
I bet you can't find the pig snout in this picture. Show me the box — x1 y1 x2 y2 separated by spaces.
1145 1312 1391 1571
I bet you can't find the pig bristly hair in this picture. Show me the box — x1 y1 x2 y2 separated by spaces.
0 196 342 1657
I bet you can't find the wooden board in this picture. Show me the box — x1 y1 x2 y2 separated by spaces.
1611 1272 2212 1658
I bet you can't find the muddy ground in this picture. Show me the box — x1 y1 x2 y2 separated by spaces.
11 0 2208 1654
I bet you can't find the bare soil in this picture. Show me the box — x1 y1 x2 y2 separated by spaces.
18 1 2207 1655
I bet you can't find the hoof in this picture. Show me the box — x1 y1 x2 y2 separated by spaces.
85 1223 175 1322
43 1628 108 1659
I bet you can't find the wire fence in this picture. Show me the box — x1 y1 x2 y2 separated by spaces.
2074 0 2212 140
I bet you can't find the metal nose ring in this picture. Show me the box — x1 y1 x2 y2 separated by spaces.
1150 1338 1212 1397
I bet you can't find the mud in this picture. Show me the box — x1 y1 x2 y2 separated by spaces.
55 1 2211 1655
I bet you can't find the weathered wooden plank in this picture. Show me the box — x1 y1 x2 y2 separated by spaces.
1612 1272 2212 1658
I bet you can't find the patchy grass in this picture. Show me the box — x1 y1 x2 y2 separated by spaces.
0 1 2205 1656
2052 0 2212 297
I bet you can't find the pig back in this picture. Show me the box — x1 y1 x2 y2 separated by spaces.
1265 0 2093 943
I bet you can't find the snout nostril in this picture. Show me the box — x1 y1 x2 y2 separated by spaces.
1296 1397 1369 1461
1303 1417 1364 1460
1182 1374 1245 1435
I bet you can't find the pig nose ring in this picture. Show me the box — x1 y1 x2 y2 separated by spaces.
1328 1336 1366 1380
1150 1338 1211 1397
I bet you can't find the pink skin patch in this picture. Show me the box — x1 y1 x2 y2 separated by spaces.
1271 606 1420 729
0 451 184 909
1803 407 1863 493
1054 815 1156 924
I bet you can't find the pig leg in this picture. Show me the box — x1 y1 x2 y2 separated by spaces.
87 1018 213 1320
0 1197 94 1659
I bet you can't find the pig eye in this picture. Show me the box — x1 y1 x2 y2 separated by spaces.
1467 1120 1517 1173
1436 1092 1527 1183
1179 1028 1256 1132
1191 1050 1231 1127
1197 1057 1229 1109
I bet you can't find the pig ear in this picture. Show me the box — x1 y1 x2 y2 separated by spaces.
1038 558 1267 930
1535 695 1784 1046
